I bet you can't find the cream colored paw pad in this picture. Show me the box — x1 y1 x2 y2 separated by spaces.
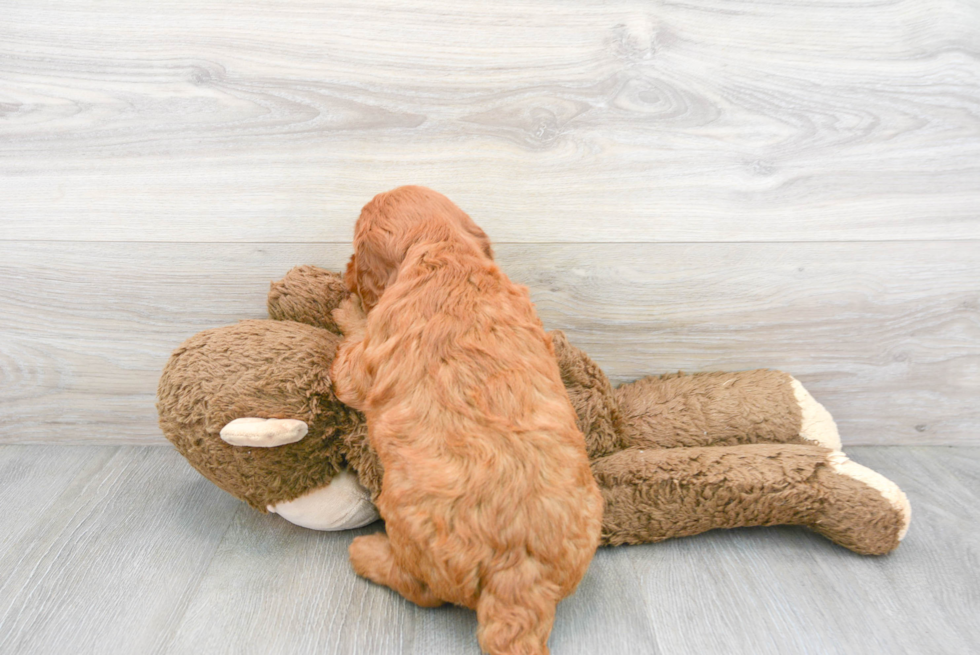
828 451 912 540
219 417 308 447
790 377 842 450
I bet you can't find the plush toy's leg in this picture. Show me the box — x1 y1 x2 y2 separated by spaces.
593 444 909 555
349 533 444 607
614 371 841 450
548 331 839 458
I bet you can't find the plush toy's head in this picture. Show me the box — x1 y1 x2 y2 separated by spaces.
157 320 361 511
157 267 360 512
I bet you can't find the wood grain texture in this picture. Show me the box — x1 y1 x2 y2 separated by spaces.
0 446 118 558
0 445 976 654
1 241 975 445
2 0 979 242
0 446 242 655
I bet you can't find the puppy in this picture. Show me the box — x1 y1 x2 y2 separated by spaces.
330 186 603 655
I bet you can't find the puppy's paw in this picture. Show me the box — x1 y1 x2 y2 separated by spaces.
332 295 368 337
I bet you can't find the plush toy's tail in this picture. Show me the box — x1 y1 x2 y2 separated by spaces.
476 566 561 655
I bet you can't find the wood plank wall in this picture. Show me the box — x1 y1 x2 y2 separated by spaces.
1 0 978 445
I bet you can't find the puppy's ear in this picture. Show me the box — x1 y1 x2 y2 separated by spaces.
466 224 494 260
463 222 493 259
343 254 359 294
346 240 397 312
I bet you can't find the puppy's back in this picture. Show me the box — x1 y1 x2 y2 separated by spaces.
369 242 603 618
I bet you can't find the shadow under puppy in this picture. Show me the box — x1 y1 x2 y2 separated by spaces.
330 186 603 655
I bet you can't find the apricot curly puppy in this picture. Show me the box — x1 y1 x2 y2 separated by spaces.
330 186 603 655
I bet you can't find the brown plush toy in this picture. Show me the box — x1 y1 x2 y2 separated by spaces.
158 266 910 556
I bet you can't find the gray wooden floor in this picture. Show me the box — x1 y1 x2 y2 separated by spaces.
0 445 977 655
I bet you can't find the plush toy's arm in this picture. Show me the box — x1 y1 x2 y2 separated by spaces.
593 443 910 555
267 265 351 334
614 370 841 451
549 330 625 459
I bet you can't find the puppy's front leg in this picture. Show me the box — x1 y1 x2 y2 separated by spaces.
332 295 368 339
330 296 373 410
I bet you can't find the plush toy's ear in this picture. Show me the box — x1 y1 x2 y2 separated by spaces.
268 265 350 333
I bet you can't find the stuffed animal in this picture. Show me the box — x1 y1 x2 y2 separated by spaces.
157 266 910 555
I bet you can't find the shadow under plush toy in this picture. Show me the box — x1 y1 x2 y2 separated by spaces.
158 264 910 556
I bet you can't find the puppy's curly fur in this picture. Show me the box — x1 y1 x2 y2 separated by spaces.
331 186 603 655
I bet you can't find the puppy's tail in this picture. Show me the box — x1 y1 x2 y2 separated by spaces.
476 561 561 655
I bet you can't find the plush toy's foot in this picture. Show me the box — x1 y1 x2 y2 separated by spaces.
790 377 841 450
811 451 911 555
268 468 380 530
219 417 308 447
349 533 444 607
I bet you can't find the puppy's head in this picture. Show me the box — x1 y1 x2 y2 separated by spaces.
345 186 493 310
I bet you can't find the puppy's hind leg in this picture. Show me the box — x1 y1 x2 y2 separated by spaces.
476 563 561 655
349 533 443 608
